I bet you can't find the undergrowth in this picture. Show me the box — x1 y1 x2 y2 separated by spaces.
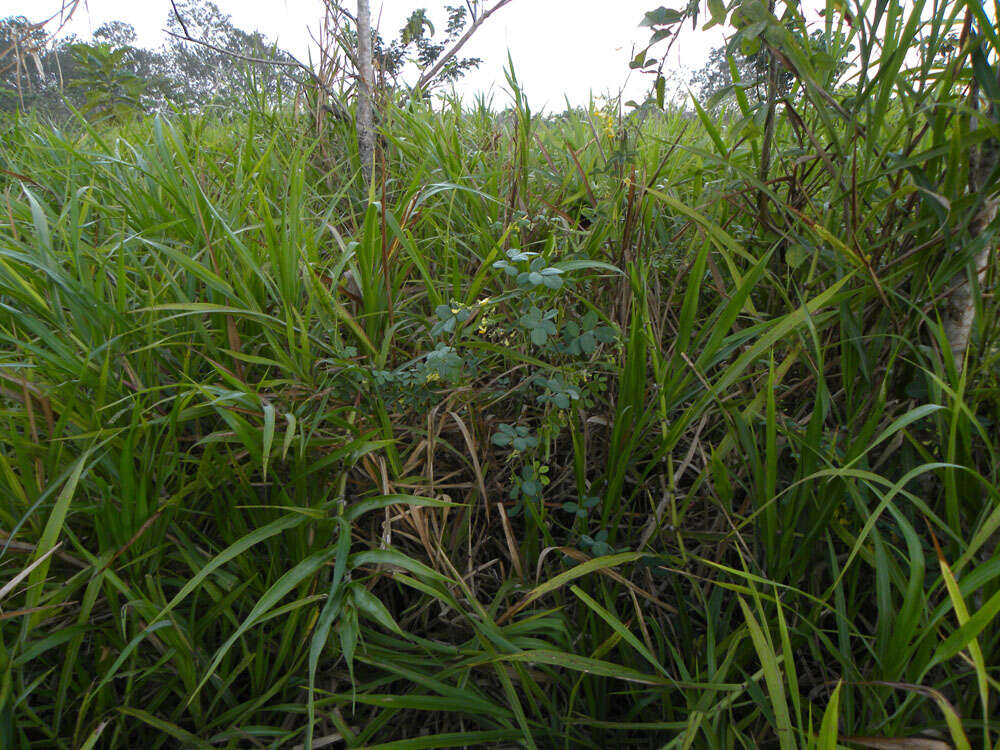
1 0 999 746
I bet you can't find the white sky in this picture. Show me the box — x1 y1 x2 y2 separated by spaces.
3 0 734 109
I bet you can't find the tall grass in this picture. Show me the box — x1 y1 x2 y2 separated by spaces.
0 0 998 745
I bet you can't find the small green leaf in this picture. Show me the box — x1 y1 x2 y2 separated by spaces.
261 403 275 480
786 244 810 268
818 681 842 750
351 583 405 635
641 7 683 26
340 603 359 682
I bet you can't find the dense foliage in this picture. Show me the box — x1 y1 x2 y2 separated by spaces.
0 0 998 747
0 2 480 119
0 4 300 117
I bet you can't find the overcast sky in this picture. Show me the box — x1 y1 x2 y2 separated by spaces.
5 1 734 108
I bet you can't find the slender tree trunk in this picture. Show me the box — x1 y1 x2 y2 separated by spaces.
356 0 375 187
943 192 997 371
943 66 999 372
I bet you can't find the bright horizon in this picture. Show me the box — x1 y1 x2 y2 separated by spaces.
4 0 734 109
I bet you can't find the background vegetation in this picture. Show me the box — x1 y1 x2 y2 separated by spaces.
0 0 998 747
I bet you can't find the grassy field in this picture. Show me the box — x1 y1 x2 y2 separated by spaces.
1 1 999 747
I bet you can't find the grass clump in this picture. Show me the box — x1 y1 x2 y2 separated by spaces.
1 0 1000 746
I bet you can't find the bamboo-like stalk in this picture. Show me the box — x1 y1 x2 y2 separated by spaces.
355 0 375 187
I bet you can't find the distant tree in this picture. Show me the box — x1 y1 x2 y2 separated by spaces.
92 22 173 110
0 16 51 112
164 0 299 107
3 0 500 120
92 20 136 48
2 17 157 117
67 41 148 122
2 4 306 118
692 29 853 104
692 43 782 102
